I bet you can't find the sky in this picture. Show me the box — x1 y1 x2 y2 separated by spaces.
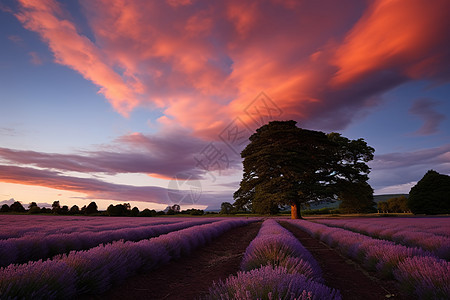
0 0 449 211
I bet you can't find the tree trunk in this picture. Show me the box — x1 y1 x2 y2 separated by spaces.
291 203 302 219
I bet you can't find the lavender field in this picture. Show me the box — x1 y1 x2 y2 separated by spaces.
0 215 449 299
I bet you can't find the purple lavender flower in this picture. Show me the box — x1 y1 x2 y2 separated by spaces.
0 218 256 298
208 265 341 300
241 220 322 281
394 256 450 299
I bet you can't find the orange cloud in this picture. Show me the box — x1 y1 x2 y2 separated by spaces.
16 0 142 115
332 0 450 85
13 0 450 134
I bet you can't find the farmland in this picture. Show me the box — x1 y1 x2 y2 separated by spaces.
0 215 449 299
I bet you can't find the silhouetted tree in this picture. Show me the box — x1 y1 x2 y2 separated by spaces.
234 121 375 218
139 208 156 217
60 205 69 214
130 207 140 217
69 205 80 214
234 121 337 218
172 204 180 213
220 202 234 214
28 202 38 209
40 207 51 213
408 170 450 214
85 202 98 215
1 204 10 212
107 203 131 216
10 201 25 212
28 206 41 214
52 201 61 214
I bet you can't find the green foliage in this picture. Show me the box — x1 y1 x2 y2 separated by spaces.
302 207 341 215
329 133 375 213
377 195 409 213
339 182 376 213
408 170 450 214
234 121 336 216
220 202 235 214
234 121 375 217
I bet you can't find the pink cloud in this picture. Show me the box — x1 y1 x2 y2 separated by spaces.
12 0 450 134
0 164 170 204
0 164 235 208
0 128 241 180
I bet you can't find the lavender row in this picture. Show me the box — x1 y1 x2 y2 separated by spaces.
0 218 255 299
208 219 341 300
314 218 450 259
315 217 450 237
208 265 341 300
0 215 184 239
0 219 217 267
241 219 322 281
288 219 449 299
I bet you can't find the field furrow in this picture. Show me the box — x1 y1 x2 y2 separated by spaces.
0 218 256 299
288 219 450 299
0 219 218 267
313 218 450 259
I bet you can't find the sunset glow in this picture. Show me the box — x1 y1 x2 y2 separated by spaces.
0 0 449 210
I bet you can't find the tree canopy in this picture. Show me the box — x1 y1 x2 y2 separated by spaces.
408 170 450 214
233 121 375 218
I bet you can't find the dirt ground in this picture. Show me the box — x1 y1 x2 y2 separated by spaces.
280 221 404 300
87 221 262 300
85 220 404 300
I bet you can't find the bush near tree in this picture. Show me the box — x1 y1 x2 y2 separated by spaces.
408 170 450 214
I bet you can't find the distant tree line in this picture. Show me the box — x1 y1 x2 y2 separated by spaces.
1 201 213 217
377 196 409 213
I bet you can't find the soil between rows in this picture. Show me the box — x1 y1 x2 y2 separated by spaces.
87 221 262 300
84 219 405 300
280 221 405 300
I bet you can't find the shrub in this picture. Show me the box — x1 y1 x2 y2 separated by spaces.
408 170 450 214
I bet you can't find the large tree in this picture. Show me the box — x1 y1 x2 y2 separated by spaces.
408 170 450 214
234 121 375 218
328 133 375 213
233 121 337 218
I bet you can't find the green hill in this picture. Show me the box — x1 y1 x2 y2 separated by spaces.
302 194 408 210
